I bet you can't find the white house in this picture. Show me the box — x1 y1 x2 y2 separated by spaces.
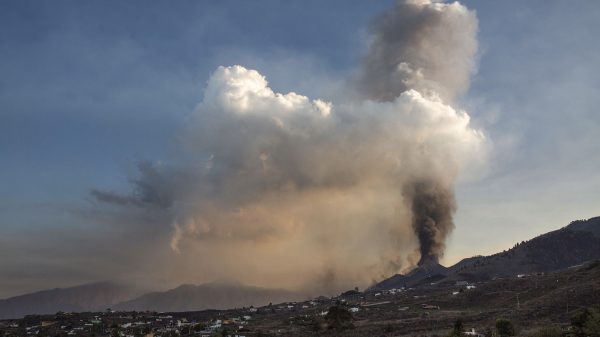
464 328 484 337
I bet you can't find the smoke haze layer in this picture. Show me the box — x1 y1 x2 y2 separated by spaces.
93 0 486 292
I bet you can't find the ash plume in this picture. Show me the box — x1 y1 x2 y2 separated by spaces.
92 0 486 292
404 180 457 264
357 0 478 103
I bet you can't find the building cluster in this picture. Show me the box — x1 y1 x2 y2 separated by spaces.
1 280 492 337
0 310 259 337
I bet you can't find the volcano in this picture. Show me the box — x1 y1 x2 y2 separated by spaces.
370 255 449 290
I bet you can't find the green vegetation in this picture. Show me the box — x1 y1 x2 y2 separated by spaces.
496 319 515 337
528 326 562 337
571 306 600 337
213 327 229 337
192 323 206 332
322 306 354 331
449 318 465 337
586 260 600 271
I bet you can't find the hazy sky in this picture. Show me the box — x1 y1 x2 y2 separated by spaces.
1 1 599 298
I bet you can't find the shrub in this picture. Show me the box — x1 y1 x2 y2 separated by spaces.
324 306 354 330
529 326 562 337
496 319 515 337
571 306 600 337
449 319 465 337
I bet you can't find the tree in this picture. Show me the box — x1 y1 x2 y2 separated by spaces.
220 327 230 337
324 306 354 330
110 327 121 337
495 319 515 337
193 323 206 332
450 319 465 337
571 306 600 337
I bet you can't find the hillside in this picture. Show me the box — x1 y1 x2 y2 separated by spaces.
114 282 302 312
0 282 142 319
375 216 600 289
567 216 600 236
450 216 600 281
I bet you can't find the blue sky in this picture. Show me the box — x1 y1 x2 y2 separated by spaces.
1 1 599 297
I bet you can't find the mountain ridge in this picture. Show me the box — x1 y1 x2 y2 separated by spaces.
0 281 143 319
372 216 600 290
114 282 302 312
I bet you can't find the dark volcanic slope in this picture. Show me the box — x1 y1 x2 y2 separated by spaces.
114 282 301 312
449 216 600 281
375 216 600 289
372 257 449 290
567 216 600 237
0 282 142 319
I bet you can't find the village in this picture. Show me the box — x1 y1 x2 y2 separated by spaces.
0 278 514 337
1 260 599 337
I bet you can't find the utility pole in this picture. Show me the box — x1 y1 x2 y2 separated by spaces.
567 289 572 314
516 293 520 310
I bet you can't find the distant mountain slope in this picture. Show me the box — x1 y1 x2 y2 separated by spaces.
0 282 143 319
374 216 600 289
114 282 301 312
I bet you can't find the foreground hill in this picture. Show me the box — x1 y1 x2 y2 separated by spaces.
0 282 142 319
114 282 301 312
374 216 600 289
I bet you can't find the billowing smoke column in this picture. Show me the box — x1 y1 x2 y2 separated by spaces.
403 181 456 264
357 0 478 264
93 0 485 292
